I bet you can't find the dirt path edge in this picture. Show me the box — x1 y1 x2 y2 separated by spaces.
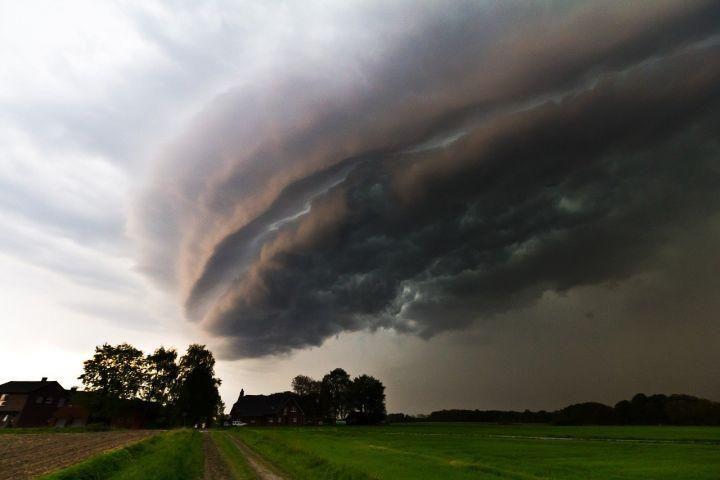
225 433 287 480
202 433 235 480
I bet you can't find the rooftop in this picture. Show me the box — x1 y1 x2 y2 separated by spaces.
230 392 298 417
0 379 62 394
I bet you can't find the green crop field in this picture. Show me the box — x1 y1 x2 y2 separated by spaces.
230 423 720 480
10 424 719 479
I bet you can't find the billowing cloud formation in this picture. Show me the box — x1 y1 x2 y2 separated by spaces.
133 0 720 358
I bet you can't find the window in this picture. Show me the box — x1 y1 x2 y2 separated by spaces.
35 396 43 404
45 396 53 405
291 406 296 413
268 418 274 423
2 414 9 423
0 394 7 406
292 417 297 423
58 398 66 407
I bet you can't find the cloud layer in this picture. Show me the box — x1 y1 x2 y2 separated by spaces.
133 0 720 358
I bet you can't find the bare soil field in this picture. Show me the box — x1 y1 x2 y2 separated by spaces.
0 431 156 480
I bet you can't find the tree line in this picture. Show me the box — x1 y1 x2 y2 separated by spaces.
390 393 720 425
291 368 386 424
78 345 387 427
78 343 222 426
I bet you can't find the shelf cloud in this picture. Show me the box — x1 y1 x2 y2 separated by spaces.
132 0 720 358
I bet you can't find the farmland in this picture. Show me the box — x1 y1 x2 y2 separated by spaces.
231 424 720 480
3 424 719 479
0 430 155 480
41 430 202 480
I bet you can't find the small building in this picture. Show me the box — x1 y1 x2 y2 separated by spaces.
52 390 161 429
230 390 304 426
51 388 90 428
0 378 68 428
107 399 161 429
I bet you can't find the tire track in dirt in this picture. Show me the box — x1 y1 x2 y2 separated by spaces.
203 433 235 480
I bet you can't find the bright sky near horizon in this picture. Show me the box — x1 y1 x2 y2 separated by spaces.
0 0 442 412
2 0 720 414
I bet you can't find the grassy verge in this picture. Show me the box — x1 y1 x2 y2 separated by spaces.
210 431 258 479
41 430 203 480
230 428 375 480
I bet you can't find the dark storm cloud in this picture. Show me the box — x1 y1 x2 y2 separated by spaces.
133 0 720 358
205 45 720 356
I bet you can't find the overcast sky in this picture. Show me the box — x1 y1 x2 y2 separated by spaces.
1 0 720 414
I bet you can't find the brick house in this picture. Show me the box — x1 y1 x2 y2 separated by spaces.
51 390 162 429
0 378 68 428
51 388 90 428
230 390 304 426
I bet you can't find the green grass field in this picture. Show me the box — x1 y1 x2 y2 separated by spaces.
231 423 720 480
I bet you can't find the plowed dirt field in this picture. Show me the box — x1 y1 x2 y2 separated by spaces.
0 431 155 479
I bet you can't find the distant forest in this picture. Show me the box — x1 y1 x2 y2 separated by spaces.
389 393 720 425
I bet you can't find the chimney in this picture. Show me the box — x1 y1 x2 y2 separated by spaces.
41 377 47 383
70 387 78 392
240 389 244 399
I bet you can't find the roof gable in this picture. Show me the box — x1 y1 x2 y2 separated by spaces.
0 381 63 394
231 392 297 417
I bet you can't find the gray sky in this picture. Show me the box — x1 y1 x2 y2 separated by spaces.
1 0 720 414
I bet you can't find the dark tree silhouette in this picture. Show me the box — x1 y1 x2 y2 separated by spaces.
292 375 321 396
420 393 720 425
348 374 386 424
174 344 222 425
78 343 146 399
292 369 387 424
144 346 179 406
321 368 351 422
292 375 323 421
554 402 616 425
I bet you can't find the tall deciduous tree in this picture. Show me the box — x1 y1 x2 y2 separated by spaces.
349 374 386 424
175 344 222 425
292 375 322 421
78 343 146 399
144 347 179 406
292 375 321 396
321 368 351 421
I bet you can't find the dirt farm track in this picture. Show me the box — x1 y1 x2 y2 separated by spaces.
0 431 155 480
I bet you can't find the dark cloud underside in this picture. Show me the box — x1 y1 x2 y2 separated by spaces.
134 0 720 359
